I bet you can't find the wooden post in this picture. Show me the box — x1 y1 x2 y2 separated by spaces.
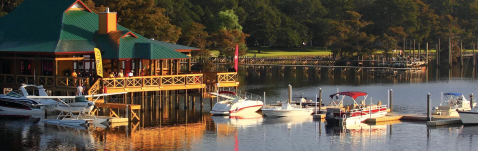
176 90 179 109
176 60 180 75
474 43 476 66
319 88 322 113
159 90 162 110
187 57 191 73
418 42 421 61
436 44 439 66
192 96 196 109
413 39 415 59
389 89 393 112
200 88 204 108
169 60 173 75
426 43 428 63
439 38 441 65
402 38 405 57
449 37 452 66
460 40 463 66
427 93 431 121
185 89 188 109
288 84 292 104
159 60 164 75
471 93 474 109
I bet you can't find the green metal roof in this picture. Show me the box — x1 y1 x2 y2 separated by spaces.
0 0 192 60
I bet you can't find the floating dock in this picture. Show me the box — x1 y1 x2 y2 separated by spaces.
365 113 463 126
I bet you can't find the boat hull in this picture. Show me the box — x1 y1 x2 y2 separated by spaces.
458 111 478 125
261 109 313 117
210 104 263 116
0 106 46 117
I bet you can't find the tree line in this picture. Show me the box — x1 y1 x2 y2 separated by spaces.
2 0 478 60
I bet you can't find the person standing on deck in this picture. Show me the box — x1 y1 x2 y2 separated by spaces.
109 72 115 78
77 83 84 96
128 70 134 77
118 69 124 78
71 70 77 78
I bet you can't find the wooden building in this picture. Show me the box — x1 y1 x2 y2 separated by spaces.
0 0 238 95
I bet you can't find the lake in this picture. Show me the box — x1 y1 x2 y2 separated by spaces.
2 61 478 150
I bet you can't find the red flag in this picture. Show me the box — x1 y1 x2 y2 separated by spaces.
234 45 239 72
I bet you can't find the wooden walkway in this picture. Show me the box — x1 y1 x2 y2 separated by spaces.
243 64 423 70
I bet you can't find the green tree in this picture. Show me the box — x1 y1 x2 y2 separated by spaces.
325 11 376 57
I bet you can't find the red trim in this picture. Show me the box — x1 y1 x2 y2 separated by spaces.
54 51 94 54
175 49 200 52
229 104 263 113
219 91 236 95
65 0 93 13
122 32 138 38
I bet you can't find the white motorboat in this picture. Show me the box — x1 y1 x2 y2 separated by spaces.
0 92 46 117
325 91 388 126
458 108 478 125
261 103 314 117
210 91 264 115
261 84 314 117
432 92 476 116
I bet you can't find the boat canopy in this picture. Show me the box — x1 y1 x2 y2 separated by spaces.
443 93 462 96
330 91 368 100
219 91 236 95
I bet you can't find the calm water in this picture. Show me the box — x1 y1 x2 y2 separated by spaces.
2 61 478 150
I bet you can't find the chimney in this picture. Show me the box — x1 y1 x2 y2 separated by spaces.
99 7 117 34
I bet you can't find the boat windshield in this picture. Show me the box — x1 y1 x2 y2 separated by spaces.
6 90 25 98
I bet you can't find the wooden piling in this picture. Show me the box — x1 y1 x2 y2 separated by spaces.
426 43 428 62
288 84 292 104
427 93 431 121
449 37 452 66
200 89 204 108
474 43 476 66
185 89 188 109
436 44 439 66
389 89 393 112
319 88 322 113
460 40 463 66
471 93 474 109
176 90 179 109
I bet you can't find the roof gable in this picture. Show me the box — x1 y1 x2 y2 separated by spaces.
65 0 93 13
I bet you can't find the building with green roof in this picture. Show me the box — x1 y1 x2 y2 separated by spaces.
0 0 220 94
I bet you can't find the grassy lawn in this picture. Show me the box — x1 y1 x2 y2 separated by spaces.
209 47 476 58
210 46 332 57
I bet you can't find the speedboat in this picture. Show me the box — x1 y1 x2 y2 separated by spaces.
261 102 314 117
0 91 45 116
261 84 314 117
432 92 476 116
0 84 94 116
210 91 264 115
325 91 388 126
457 108 478 125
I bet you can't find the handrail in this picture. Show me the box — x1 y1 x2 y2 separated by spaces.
88 79 101 95
102 74 204 89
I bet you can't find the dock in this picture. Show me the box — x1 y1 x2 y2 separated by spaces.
365 113 463 126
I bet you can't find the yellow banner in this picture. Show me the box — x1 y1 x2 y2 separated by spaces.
94 48 103 77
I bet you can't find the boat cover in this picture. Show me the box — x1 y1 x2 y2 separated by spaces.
443 93 462 96
329 91 368 100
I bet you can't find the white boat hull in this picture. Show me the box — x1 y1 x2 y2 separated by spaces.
261 109 314 117
210 101 263 116
458 111 478 125
0 106 55 117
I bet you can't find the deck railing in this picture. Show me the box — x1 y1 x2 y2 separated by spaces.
56 77 89 87
102 74 204 89
203 72 238 84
